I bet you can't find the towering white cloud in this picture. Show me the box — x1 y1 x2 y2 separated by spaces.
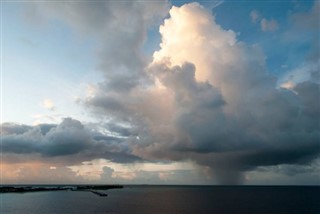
138 3 318 184
59 2 319 184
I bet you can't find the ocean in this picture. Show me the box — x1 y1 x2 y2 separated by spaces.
1 186 319 214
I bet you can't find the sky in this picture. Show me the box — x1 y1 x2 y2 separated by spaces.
0 0 319 185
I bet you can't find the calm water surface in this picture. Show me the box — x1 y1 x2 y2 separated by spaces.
1 186 319 214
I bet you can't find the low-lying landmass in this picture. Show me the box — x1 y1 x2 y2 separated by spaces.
0 185 123 197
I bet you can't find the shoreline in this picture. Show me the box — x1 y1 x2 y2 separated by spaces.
0 185 123 194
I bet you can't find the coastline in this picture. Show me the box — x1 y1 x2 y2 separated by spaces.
0 185 123 194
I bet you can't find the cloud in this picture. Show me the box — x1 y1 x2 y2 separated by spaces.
250 10 260 23
1 123 32 135
41 99 55 111
289 1 319 31
85 2 320 184
202 0 224 10
24 0 169 93
4 1 319 184
32 113 63 126
99 163 210 184
260 18 279 32
127 3 319 184
1 118 142 165
279 62 319 89
249 9 279 32
246 158 320 185
282 1 319 43
279 1 319 89
67 158 204 184
1 163 85 184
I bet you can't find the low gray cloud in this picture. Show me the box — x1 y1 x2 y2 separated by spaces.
1 118 142 165
1 123 32 135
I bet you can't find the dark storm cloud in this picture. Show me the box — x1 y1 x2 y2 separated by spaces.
294 82 320 118
84 45 319 185
155 65 320 184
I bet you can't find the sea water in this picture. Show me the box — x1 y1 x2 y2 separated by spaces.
1 186 319 214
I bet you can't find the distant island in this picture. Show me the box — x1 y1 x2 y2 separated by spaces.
0 185 123 197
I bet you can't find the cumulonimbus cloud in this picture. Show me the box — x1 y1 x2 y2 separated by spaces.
87 2 319 184
2 1 319 184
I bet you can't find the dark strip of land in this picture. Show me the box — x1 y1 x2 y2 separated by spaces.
0 185 123 194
